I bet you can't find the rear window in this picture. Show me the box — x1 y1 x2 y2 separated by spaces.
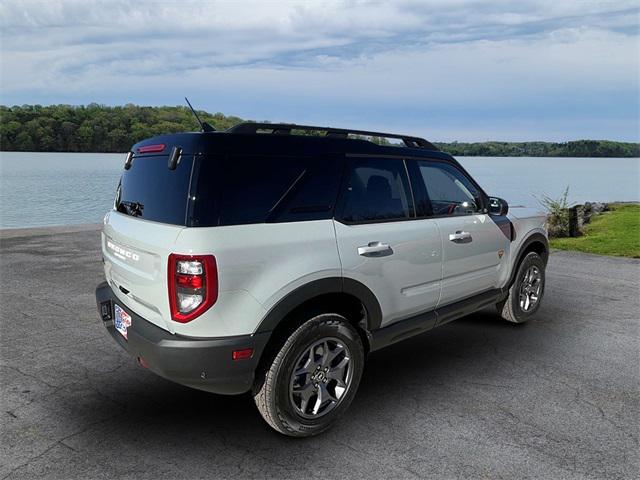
115 154 194 225
190 154 343 227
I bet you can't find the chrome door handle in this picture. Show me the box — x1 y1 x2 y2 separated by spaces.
449 231 472 243
358 241 392 257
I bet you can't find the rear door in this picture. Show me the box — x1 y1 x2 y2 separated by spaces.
103 146 195 333
410 158 510 306
334 157 442 329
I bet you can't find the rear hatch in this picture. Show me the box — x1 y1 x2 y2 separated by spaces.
103 134 198 333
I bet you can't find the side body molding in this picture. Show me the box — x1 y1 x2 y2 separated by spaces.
489 213 515 240
254 277 383 334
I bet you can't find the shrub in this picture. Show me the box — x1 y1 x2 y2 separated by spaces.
537 186 574 237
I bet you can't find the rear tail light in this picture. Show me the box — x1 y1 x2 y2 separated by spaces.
168 254 218 323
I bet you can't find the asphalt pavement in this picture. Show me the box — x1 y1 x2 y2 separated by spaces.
1 226 638 479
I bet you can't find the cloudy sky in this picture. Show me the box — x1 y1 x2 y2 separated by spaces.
1 0 638 141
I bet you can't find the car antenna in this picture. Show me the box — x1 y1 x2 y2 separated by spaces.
184 97 215 132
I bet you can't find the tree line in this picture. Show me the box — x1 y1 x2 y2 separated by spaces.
433 140 640 158
1 104 638 157
0 104 242 153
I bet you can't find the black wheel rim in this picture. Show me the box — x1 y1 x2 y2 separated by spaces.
288 337 353 419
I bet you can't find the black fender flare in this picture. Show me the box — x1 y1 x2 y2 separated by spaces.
254 277 383 334
507 232 549 287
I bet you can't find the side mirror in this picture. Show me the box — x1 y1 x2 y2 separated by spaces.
489 197 509 216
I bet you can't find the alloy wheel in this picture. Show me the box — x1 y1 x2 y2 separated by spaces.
289 337 353 419
519 265 542 312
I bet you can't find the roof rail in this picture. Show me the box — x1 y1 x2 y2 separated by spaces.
226 122 439 151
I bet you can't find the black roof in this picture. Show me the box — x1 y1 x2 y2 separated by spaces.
131 122 451 161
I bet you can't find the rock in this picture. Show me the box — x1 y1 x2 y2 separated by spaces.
582 202 608 225
550 201 609 236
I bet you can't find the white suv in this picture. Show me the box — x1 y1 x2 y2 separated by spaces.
95 123 548 437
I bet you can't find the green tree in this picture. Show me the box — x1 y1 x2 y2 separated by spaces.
1 103 638 156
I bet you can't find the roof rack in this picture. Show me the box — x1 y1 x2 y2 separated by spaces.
226 122 439 151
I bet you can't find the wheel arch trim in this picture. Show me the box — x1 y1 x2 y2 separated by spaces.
508 232 549 287
253 277 383 335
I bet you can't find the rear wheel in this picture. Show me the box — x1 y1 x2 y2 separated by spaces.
497 251 545 323
253 313 364 437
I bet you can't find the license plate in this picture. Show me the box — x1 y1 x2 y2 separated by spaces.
114 304 132 340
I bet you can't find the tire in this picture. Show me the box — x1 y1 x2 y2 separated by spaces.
497 251 546 323
253 313 365 437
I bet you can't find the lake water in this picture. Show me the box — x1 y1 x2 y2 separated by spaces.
0 151 638 229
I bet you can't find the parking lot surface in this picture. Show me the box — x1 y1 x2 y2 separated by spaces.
1 227 638 479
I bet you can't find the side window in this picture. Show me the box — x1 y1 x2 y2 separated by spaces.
205 155 306 226
416 160 483 216
338 158 413 223
191 154 341 226
269 156 342 223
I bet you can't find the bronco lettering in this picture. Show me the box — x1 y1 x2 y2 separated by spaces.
107 240 139 262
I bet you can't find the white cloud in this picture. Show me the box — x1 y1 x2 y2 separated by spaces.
0 0 638 140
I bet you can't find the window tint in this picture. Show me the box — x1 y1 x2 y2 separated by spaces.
190 154 342 227
271 158 342 223
416 160 482 216
339 158 413 223
116 154 194 225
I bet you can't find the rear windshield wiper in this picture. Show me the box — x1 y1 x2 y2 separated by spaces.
117 201 145 217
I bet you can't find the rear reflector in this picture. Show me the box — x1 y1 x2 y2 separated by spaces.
138 143 166 153
232 348 253 361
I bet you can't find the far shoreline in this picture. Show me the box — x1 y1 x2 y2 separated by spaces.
1 150 639 159
4 105 638 157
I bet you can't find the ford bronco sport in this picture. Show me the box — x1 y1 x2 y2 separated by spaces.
95 122 548 437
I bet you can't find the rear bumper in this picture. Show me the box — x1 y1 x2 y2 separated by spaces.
95 282 269 395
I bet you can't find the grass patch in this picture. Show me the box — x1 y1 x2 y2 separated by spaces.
550 204 640 258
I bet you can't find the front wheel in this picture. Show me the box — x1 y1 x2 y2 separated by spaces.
253 313 365 437
497 251 546 323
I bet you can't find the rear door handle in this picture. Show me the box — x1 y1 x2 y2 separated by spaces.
449 231 472 243
358 241 392 257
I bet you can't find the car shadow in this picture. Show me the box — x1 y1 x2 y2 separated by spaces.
82 309 531 443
